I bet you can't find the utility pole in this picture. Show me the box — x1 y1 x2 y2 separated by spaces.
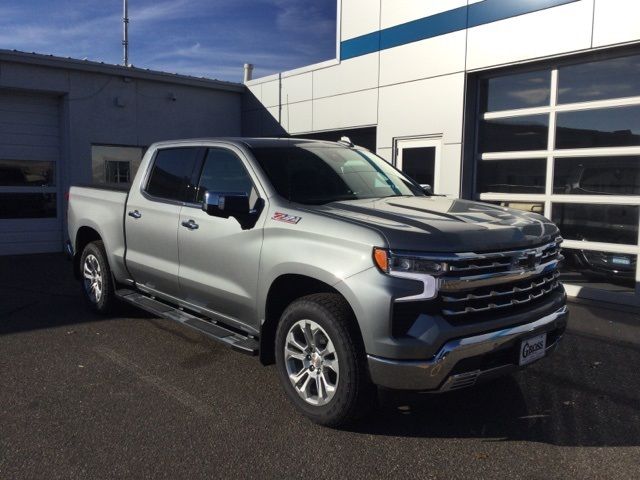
123 0 129 66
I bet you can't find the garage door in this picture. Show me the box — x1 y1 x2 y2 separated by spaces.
0 90 61 255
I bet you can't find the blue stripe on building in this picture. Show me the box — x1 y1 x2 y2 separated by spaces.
340 0 580 60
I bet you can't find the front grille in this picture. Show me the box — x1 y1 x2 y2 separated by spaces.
438 238 563 323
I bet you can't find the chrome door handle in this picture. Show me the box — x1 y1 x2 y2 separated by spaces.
128 210 142 219
181 219 199 230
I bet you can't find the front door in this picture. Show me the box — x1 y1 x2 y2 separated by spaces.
177 146 264 330
396 137 442 193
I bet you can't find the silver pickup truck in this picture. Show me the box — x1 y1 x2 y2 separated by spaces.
67 138 568 426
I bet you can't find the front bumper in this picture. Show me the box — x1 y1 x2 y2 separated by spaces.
367 305 568 391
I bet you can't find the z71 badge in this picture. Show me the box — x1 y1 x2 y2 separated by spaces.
272 212 302 224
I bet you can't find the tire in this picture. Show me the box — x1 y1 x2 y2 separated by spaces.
275 293 377 427
79 240 116 314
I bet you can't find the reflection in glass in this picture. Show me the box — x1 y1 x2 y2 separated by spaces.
560 248 636 292
479 115 549 153
552 203 639 245
553 156 640 195
0 193 56 219
485 201 545 215
558 54 640 104
556 105 640 149
478 159 546 194
0 160 55 187
481 70 551 112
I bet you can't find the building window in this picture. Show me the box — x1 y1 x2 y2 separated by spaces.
92 145 144 185
473 52 640 297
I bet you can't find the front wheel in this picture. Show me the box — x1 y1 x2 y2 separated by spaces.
80 240 116 314
275 293 376 427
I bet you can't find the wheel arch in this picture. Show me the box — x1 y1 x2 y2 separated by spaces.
73 226 103 280
260 274 363 365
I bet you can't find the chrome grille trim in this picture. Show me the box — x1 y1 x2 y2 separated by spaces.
441 271 560 303
442 279 562 316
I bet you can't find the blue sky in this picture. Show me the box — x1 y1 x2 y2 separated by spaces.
0 0 337 82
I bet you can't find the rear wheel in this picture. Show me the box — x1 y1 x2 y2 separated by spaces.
80 241 116 314
275 293 376 427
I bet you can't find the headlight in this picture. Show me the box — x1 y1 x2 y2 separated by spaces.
373 248 447 276
372 248 444 302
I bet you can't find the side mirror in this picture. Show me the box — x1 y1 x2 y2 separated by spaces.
202 191 250 219
420 184 433 195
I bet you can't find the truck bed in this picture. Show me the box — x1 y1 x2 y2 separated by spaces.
67 185 129 281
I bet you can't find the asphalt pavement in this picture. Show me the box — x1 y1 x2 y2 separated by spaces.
1 254 639 479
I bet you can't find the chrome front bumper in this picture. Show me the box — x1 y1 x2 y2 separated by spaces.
367 305 568 391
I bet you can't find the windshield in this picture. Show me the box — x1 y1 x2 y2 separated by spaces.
250 145 425 205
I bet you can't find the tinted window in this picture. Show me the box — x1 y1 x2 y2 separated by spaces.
251 146 422 205
478 159 546 194
553 156 640 195
556 105 640 149
552 203 639 245
146 148 200 201
481 70 551 112
479 114 549 153
558 54 640 104
196 149 253 202
0 193 56 218
402 147 435 186
0 160 55 187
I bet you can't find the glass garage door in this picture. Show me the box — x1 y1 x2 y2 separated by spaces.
474 52 640 304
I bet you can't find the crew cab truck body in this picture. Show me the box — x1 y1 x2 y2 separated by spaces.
67 138 568 426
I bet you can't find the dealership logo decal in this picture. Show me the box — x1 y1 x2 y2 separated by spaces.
272 212 302 224
522 339 544 358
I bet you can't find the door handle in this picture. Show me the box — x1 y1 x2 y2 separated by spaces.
128 210 142 219
181 219 199 230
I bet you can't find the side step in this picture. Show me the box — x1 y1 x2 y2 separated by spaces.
116 289 259 356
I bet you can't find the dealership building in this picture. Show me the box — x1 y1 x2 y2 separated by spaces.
1 0 639 306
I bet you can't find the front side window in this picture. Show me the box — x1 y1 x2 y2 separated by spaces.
251 145 423 205
146 148 200 201
196 148 254 203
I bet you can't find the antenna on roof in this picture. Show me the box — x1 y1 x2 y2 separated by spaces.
123 0 130 66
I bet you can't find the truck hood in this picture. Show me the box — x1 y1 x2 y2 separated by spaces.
308 196 560 252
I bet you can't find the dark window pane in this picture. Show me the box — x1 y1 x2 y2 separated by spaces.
146 148 200 201
481 70 551 112
402 147 435 187
0 193 56 218
556 105 640 149
479 115 549 153
554 156 640 195
196 149 253 202
105 160 130 184
558 54 640 104
484 201 545 215
0 160 55 187
478 159 546 194
552 203 639 245
560 248 636 292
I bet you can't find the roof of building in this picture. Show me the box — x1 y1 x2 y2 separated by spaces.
0 49 245 93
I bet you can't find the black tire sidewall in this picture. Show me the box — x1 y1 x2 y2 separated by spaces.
80 241 114 314
275 295 366 425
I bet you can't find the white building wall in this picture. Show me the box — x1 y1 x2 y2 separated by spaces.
242 0 640 199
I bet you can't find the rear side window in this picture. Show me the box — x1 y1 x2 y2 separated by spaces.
196 148 254 202
146 148 200 201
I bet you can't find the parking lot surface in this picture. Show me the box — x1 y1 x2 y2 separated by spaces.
1 254 639 479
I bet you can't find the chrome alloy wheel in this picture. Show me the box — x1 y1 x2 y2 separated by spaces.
284 319 339 406
82 254 103 304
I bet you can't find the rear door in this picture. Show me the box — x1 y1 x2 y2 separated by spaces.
177 146 264 329
125 147 202 299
